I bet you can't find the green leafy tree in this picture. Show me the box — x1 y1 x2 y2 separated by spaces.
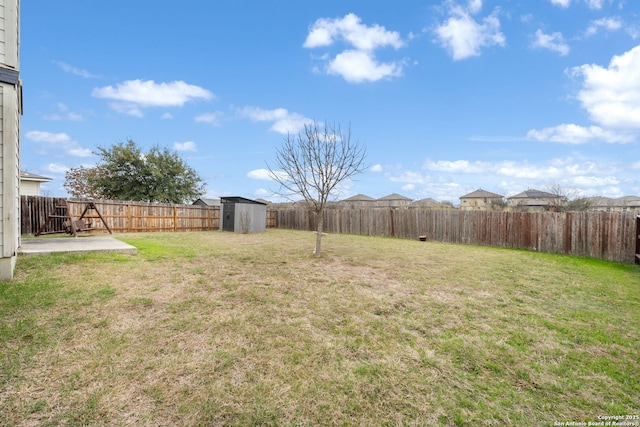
64 139 205 204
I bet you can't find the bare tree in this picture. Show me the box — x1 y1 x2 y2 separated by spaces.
268 122 367 257
546 183 575 211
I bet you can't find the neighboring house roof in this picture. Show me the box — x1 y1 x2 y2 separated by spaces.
378 193 412 201
508 189 561 200
20 171 52 182
342 194 375 202
411 198 441 207
460 189 502 199
193 198 220 206
588 196 640 208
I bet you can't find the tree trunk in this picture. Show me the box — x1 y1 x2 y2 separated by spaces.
314 213 323 257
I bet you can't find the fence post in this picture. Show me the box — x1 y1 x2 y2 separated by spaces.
636 215 640 264
173 206 178 232
127 204 132 232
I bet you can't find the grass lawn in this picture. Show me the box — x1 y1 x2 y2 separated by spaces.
1 229 639 426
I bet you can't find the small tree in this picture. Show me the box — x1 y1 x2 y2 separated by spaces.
565 197 592 211
72 139 206 204
63 165 106 199
268 122 367 257
546 183 574 212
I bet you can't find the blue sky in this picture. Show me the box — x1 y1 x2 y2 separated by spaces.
21 0 640 203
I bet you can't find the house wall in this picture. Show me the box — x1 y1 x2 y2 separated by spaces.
0 0 20 279
20 180 40 196
507 197 558 209
460 197 500 210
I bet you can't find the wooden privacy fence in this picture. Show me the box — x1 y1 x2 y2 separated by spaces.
21 196 277 235
22 197 219 234
276 208 639 264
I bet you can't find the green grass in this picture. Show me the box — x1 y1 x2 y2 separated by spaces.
1 229 639 426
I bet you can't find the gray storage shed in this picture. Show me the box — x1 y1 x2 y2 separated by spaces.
220 197 267 233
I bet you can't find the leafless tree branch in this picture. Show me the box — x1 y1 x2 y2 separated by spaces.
267 121 367 256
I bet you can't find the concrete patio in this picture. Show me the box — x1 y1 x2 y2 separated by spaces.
19 237 137 256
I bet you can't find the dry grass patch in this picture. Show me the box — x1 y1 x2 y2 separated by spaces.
1 230 639 426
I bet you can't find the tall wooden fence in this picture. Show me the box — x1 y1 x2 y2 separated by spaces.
21 196 277 235
275 208 639 264
21 197 219 234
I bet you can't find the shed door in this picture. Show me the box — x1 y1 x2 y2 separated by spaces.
222 203 235 232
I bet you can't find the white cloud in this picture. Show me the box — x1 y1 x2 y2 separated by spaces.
327 50 403 83
304 13 404 51
46 163 70 174
527 124 634 144
253 188 275 199
627 25 640 40
388 171 432 184
105 102 143 117
92 80 213 116
584 0 604 9
421 157 616 181
173 141 197 152
549 0 605 9
54 61 98 78
371 164 383 172
304 13 406 83
571 175 619 186
26 131 73 144
247 168 290 183
434 4 505 60
384 157 636 199
68 147 94 157
527 45 640 144
195 112 222 126
467 0 483 14
585 17 623 37
240 107 312 134
43 103 85 121
161 112 174 120
247 169 274 181
423 159 489 173
25 131 93 157
532 29 570 56
570 45 640 130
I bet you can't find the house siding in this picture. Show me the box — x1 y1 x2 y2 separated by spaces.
0 0 18 68
0 0 19 279
20 180 39 196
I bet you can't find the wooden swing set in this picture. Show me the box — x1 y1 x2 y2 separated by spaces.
35 200 112 237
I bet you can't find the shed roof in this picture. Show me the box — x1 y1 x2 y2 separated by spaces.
460 189 502 199
220 196 267 205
